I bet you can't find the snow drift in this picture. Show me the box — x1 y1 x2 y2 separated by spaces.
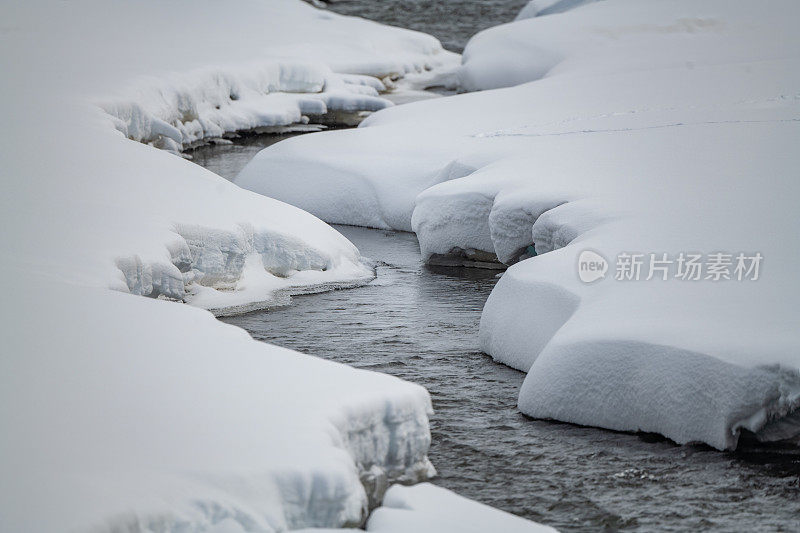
92 0 459 152
3 0 459 314
1 279 435 531
236 0 800 450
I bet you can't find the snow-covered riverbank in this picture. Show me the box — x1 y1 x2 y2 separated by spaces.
0 1 544 531
97 3 459 152
3 0 459 313
236 0 800 450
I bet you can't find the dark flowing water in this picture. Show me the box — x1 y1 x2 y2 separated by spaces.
325 0 530 52
198 2 800 530
212 222 800 532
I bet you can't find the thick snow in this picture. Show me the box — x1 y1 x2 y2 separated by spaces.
296 483 556 533
89 0 459 150
1 279 434 531
236 0 800 450
0 0 458 530
2 0 459 315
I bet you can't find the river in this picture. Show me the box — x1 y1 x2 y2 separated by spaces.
210 221 799 532
193 1 800 530
325 0 530 53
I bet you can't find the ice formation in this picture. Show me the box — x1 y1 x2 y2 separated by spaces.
237 0 800 450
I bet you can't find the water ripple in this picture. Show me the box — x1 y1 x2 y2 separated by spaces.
224 226 800 532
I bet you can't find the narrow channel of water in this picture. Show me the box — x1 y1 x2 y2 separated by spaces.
192 4 798 528
325 0 530 53
211 218 799 532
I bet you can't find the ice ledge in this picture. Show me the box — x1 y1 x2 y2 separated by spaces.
116 222 375 316
271 386 437 530
3 275 437 532
81 387 436 532
99 63 396 153
333 389 437 513
410 158 615 270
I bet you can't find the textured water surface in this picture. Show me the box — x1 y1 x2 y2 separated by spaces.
203 4 799 529
222 226 800 532
325 0 530 52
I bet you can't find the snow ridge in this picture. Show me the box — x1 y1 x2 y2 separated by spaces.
334 390 437 511
102 64 395 153
115 222 375 314
1 280 438 532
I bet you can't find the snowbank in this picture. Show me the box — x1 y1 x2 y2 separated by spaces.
235 0 800 449
0 0 455 530
5 95 374 315
1 279 435 531
2 0 459 314
90 0 459 151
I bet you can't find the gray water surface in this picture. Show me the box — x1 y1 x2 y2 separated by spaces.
218 225 800 532
325 0 530 53
201 3 799 529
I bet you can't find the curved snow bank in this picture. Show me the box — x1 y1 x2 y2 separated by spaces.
518 338 800 450
237 124 467 231
0 280 435 531
484 244 800 451
0 0 463 315
479 271 581 373
460 0 766 91
236 91 531 232
101 65 394 152
5 107 375 315
236 0 800 449
88 0 459 151
115 220 374 316
410 160 612 266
